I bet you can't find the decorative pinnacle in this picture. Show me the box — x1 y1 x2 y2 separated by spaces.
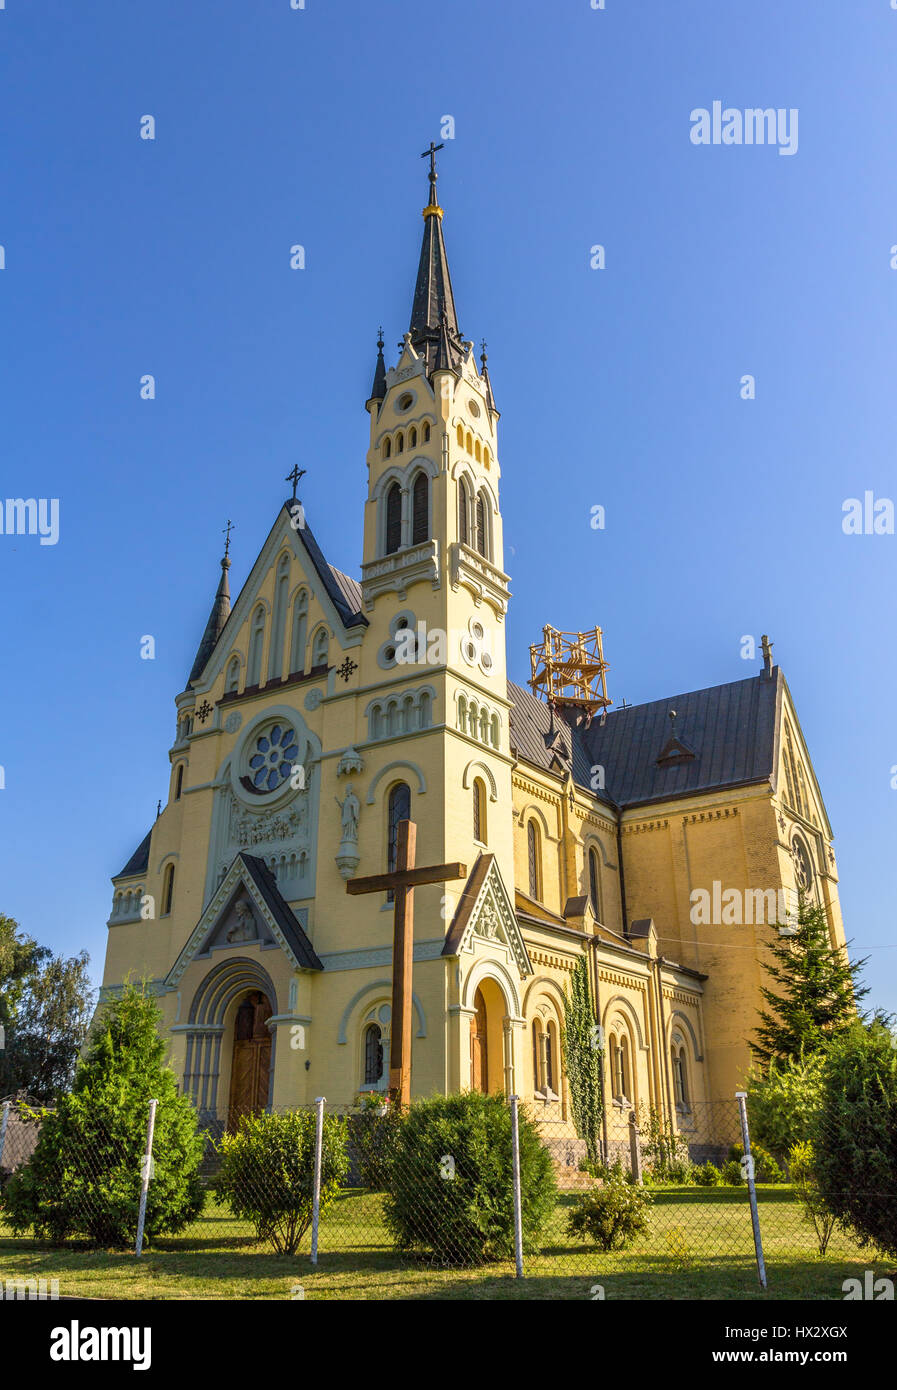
420 139 445 217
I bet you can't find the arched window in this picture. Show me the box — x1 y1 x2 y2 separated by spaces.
546 1021 558 1094
268 554 290 681
174 764 184 800
311 627 329 669
465 431 473 455
672 1041 690 1111
419 691 431 728
474 440 481 461
456 423 464 448
489 713 499 749
386 782 411 902
409 426 417 447
290 589 308 675
473 778 486 843
385 482 402 555
475 492 487 558
162 863 175 916
246 605 265 687
364 1023 384 1086
226 656 240 693
396 431 404 454
483 445 490 467
411 472 429 545
527 820 542 901
457 694 468 730
423 421 431 442
588 846 601 920
532 1020 543 1091
458 478 470 545
383 436 391 459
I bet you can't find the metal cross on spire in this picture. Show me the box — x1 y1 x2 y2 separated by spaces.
222 518 234 559
285 465 306 502
421 140 444 202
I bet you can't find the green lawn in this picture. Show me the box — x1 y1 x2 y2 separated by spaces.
0 1186 889 1300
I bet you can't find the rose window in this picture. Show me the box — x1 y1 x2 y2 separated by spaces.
247 724 299 793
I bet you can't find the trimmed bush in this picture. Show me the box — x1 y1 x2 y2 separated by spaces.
809 1019 897 1259
567 1174 652 1251
216 1108 348 1255
383 1091 556 1264
1 983 204 1248
720 1159 744 1186
728 1142 784 1184
693 1161 721 1187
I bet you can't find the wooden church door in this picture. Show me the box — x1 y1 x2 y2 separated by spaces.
469 988 488 1092
228 991 273 1129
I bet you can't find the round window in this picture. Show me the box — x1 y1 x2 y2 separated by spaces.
468 399 481 418
397 392 415 412
246 723 300 794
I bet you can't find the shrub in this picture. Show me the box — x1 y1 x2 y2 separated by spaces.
637 1105 691 1182
693 1161 721 1187
809 1019 897 1259
1 983 204 1247
728 1142 784 1184
788 1140 838 1256
567 1174 652 1251
745 1050 825 1162
215 1107 348 1255
349 1093 402 1191
720 1159 744 1186
383 1091 556 1264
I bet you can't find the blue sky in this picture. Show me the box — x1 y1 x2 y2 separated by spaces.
1 0 895 1011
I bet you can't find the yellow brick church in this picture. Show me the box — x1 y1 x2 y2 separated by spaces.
100 153 847 1153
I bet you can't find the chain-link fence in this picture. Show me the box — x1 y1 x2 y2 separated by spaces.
1 1091 894 1299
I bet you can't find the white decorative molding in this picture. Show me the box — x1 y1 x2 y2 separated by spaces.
449 541 510 621
361 539 440 610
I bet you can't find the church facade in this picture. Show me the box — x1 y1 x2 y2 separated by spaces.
100 157 847 1152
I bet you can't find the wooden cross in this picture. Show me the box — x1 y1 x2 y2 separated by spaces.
285 465 306 501
346 820 466 1106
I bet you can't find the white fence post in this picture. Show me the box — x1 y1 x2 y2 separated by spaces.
510 1094 524 1279
310 1097 325 1265
735 1090 768 1290
0 1100 10 1170
134 1098 157 1257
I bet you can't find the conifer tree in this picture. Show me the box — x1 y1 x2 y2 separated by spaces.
753 897 869 1066
3 981 204 1246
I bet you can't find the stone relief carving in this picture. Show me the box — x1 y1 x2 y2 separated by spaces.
228 793 307 848
226 900 258 943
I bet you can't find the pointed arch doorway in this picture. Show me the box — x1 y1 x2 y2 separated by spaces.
228 990 273 1130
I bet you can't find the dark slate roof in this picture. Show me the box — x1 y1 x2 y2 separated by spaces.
408 203 466 376
117 828 152 878
328 563 363 619
188 557 231 686
287 504 367 629
508 669 782 810
241 855 323 971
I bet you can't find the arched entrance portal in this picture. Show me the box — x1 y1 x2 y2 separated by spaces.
469 977 508 1093
228 990 273 1129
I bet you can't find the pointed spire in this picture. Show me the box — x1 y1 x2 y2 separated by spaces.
409 142 463 375
369 326 387 402
188 535 232 686
480 339 496 412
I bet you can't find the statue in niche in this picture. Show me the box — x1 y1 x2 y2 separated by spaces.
334 784 360 845
227 900 258 943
